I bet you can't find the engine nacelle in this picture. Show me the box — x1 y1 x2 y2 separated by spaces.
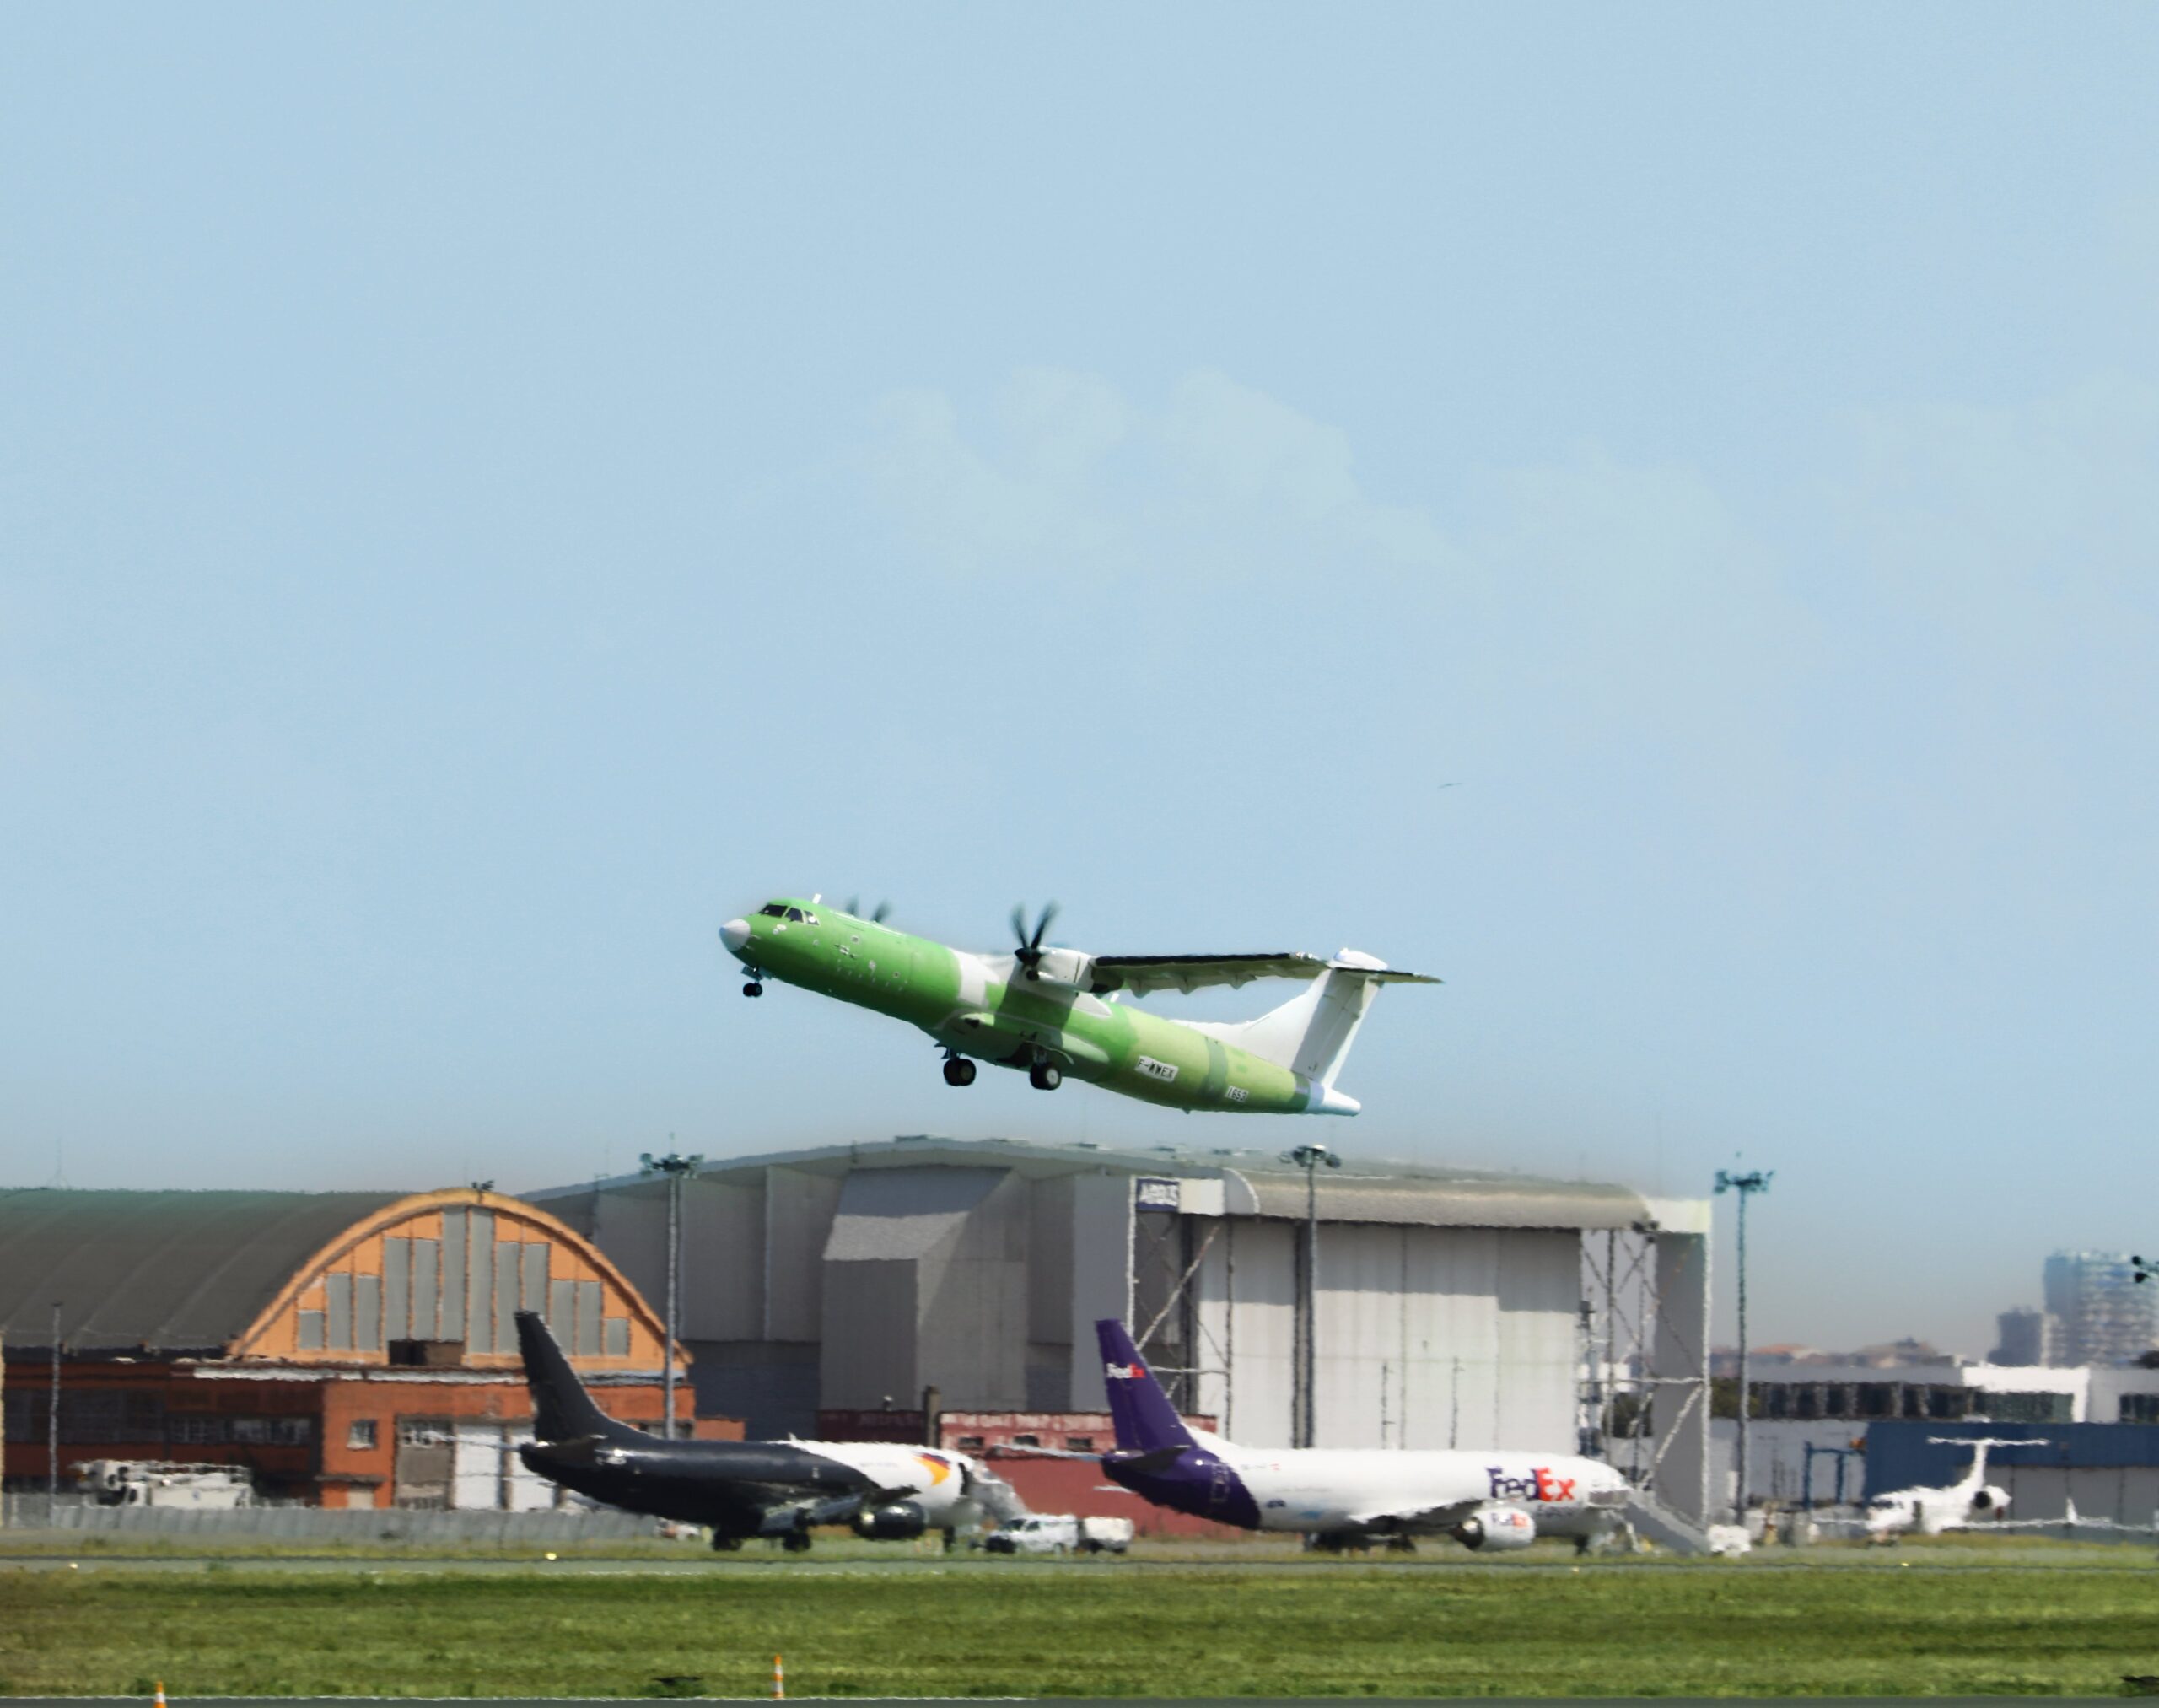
1969 1485 2011 1517
1453 1503 1537 1551
851 1500 930 1541
1027 947 1096 989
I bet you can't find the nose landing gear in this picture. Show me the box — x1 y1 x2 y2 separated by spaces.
941 1056 977 1087
742 981 764 998
1028 1061 1062 1091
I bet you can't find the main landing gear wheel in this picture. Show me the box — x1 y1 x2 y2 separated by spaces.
781 1530 813 1553
1029 1061 1062 1091
942 1058 977 1087
742 981 763 998
710 1533 744 1553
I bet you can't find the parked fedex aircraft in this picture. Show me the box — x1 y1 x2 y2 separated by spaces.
719 899 1436 1115
1089 1319 1631 1552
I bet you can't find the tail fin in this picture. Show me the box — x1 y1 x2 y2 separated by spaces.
1096 1319 1196 1456
516 1310 638 1443
1193 951 1425 1087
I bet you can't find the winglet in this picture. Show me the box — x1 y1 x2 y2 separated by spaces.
1095 1319 1196 1456
516 1310 638 1444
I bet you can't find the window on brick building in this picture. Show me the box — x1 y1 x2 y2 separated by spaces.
348 1418 379 1450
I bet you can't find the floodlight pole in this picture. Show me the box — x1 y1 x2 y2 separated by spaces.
1282 1145 1342 1449
48 1301 62 1505
640 1150 703 1441
1715 1168 1774 1522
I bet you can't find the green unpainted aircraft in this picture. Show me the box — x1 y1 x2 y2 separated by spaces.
719 899 1436 1116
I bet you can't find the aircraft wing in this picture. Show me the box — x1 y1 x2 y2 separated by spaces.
1089 953 1440 996
1973 1507 2146 1533
1343 1499 1481 1533
755 1480 923 1535
758 1491 870 1535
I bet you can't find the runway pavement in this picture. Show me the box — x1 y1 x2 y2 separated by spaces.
3 1699 2140 1706
2 1549 2152 1575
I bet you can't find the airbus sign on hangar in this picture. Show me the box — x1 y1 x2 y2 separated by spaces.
530 1135 1713 1528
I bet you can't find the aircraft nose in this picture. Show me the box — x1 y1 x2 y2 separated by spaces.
719 918 751 956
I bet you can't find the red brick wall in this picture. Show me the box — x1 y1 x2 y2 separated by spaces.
3 1356 740 1506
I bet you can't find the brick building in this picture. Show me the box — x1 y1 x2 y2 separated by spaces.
1 1186 737 1507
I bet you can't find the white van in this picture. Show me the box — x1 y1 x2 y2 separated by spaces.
983 1514 1134 1555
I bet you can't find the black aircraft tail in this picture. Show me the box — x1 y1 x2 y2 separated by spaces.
515 1309 640 1444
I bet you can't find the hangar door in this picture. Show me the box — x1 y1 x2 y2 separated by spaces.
1190 1222 1582 1453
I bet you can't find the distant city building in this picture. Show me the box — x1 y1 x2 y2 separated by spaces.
1989 1307 2064 1367
1712 1338 1960 1378
2043 1252 2158 1368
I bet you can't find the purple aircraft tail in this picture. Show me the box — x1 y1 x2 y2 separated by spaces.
1096 1319 1197 1456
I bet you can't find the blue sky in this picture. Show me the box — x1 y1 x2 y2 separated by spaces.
5 6 2156 1356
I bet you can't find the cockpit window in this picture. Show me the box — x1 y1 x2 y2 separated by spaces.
759 903 788 919
785 907 806 922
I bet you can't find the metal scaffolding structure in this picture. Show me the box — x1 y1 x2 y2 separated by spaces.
1580 1220 1709 1496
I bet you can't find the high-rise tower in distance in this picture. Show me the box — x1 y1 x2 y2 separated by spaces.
2043 1252 2159 1367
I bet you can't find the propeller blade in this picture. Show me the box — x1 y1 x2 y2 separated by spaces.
1010 904 1029 952
847 896 861 917
870 902 891 924
1031 902 1058 951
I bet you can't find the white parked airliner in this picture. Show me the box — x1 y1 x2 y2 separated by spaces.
1093 1319 1634 1552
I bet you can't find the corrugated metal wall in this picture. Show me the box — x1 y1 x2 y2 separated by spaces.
545 1150 1656 1467
1191 1220 1581 1452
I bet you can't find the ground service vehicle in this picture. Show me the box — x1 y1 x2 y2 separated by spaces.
77 1461 255 1508
984 1514 1134 1554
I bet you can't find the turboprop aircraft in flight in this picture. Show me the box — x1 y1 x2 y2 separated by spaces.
718 899 1436 1114
1085 1319 1631 1553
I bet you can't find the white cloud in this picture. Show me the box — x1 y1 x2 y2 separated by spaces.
1838 374 2159 649
861 367 1452 583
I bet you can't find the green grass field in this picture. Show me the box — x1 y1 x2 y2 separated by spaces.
4 1553 2159 1698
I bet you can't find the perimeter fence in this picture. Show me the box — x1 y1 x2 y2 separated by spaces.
0 1494 659 1542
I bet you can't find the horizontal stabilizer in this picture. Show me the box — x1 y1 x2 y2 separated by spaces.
1187 949 1435 1088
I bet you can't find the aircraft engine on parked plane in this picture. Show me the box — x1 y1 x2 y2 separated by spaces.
852 1501 932 1540
1453 1505 1537 1551
1969 1485 2011 1517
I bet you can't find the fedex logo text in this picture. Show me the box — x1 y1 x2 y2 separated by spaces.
1486 1466 1578 1502
1105 1361 1146 1381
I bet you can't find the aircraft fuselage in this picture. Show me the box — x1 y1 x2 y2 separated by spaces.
721 899 1354 1114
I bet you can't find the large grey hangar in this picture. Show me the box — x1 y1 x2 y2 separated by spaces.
530 1134 1713 1525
